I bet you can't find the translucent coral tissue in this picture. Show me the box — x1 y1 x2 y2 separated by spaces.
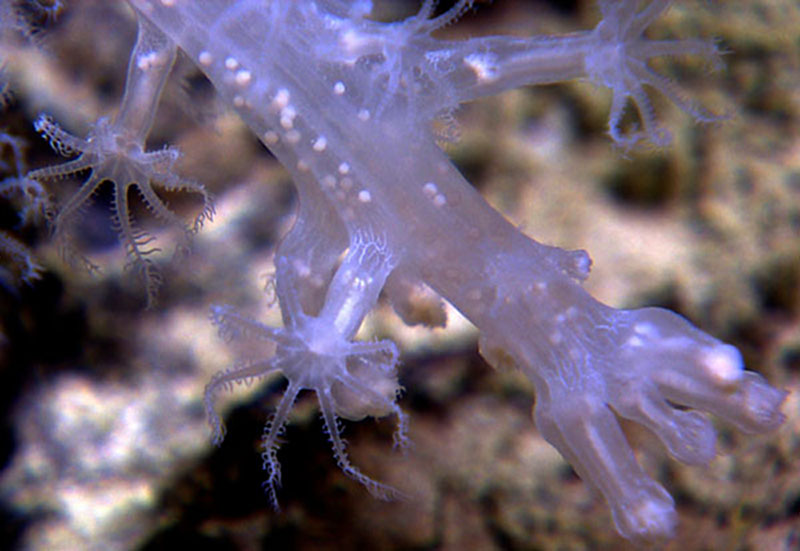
6 0 790 545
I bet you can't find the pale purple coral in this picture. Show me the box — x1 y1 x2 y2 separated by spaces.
26 0 789 542
28 17 214 305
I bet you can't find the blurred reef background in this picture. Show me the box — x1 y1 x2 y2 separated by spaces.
0 1 799 549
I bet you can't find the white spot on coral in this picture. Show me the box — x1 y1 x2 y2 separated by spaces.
272 88 290 110
702 345 744 385
233 95 246 108
322 174 337 188
136 51 161 71
422 182 446 206
338 162 350 175
357 190 371 203
633 322 656 336
160 0 176 6
333 81 346 95
464 53 497 83
341 29 372 53
357 109 371 121
312 136 327 152
225 56 239 70
625 336 644 348
235 69 252 86
263 130 279 145
422 182 438 197
280 106 297 129
198 51 213 66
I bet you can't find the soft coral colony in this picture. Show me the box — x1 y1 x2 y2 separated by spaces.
2 0 791 542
